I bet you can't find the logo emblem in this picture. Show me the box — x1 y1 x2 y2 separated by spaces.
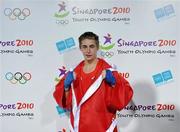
4 8 31 20
54 1 69 18
5 72 31 84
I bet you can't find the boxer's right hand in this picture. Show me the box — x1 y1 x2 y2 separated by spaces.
64 71 74 91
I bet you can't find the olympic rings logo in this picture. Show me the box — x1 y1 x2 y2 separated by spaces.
4 8 31 20
100 51 114 58
56 19 69 25
5 72 32 84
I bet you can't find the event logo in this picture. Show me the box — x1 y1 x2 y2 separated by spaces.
72 7 130 15
54 1 70 25
71 5 131 24
124 104 175 112
55 1 69 18
117 38 157 47
56 37 76 53
152 70 173 85
0 102 35 119
56 105 69 115
0 39 34 56
100 33 115 50
0 102 34 110
55 66 67 82
154 4 175 21
5 72 32 84
0 39 34 47
99 33 115 58
4 8 31 20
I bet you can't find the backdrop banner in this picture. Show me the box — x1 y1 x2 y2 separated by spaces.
0 0 180 132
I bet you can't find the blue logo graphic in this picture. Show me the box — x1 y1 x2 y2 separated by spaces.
154 4 175 21
152 73 163 84
65 38 75 48
164 5 175 16
56 37 75 53
162 70 173 81
56 106 69 115
154 8 165 19
152 70 173 85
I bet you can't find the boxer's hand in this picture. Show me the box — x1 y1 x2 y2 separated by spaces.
105 70 116 86
64 71 74 91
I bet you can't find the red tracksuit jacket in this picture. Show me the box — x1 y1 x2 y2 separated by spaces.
53 58 133 132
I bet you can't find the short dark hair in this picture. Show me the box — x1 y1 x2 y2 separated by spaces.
78 32 99 49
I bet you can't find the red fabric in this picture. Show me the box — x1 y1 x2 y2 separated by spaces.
53 58 133 132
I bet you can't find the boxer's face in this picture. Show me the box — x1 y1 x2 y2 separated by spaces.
80 39 98 62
